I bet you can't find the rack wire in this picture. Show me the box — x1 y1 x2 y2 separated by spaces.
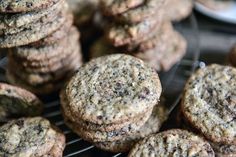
0 13 201 157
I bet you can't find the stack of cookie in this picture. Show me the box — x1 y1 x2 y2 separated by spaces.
0 0 82 94
61 54 166 152
181 64 236 157
90 0 187 71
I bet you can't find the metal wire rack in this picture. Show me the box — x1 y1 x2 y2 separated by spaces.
0 14 201 157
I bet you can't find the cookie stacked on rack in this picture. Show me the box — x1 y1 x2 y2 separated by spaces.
0 0 82 94
90 0 187 71
61 54 166 152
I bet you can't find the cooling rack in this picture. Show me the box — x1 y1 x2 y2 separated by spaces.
0 13 201 157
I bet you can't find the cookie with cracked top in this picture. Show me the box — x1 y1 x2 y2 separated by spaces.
181 64 236 145
94 99 169 153
100 0 144 16
0 0 65 30
0 0 61 13
107 12 163 47
0 117 65 156
0 83 43 123
0 11 70 48
128 129 215 157
64 54 162 125
164 0 193 22
114 0 164 24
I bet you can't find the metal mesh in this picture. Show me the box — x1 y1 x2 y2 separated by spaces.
0 14 200 157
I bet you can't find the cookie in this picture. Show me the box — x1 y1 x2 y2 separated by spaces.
178 111 236 157
64 109 152 142
228 45 236 67
0 117 65 156
128 129 215 157
100 0 144 16
9 28 82 73
107 12 162 47
125 20 173 52
133 29 187 71
61 88 150 132
197 0 234 10
114 0 164 23
6 70 69 94
8 53 81 86
0 83 43 123
94 99 169 152
0 0 66 29
210 142 236 157
0 0 61 13
181 64 236 145
28 11 74 47
64 54 161 125
164 0 193 22
9 25 79 64
0 11 70 48
9 44 81 74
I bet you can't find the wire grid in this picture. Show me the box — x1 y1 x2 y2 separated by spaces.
0 14 200 157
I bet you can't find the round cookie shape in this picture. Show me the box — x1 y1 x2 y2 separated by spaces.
0 83 43 122
128 129 215 157
0 117 64 156
65 54 162 125
114 0 164 23
181 64 236 145
100 0 144 16
0 0 61 13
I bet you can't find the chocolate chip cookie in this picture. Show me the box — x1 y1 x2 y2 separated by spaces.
128 129 215 157
64 54 162 125
0 117 65 156
0 83 43 123
181 64 236 145
0 0 61 13
0 10 70 48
